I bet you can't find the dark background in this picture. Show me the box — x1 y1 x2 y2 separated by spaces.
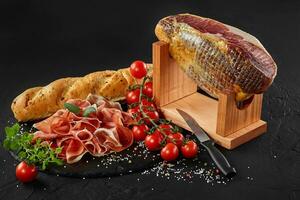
1 0 300 199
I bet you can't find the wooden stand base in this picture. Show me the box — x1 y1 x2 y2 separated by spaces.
160 93 267 149
152 41 267 149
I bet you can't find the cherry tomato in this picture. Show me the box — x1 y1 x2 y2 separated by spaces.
132 124 149 141
144 110 159 125
181 140 198 158
143 82 153 97
167 132 184 147
141 99 155 109
15 161 38 183
144 133 162 151
152 129 164 141
160 143 179 161
126 89 140 104
158 124 173 135
128 106 140 116
128 106 142 122
130 60 147 79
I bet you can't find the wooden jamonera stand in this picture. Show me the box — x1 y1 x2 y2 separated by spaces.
152 41 267 149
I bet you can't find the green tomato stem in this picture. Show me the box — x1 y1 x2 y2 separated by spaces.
135 75 176 145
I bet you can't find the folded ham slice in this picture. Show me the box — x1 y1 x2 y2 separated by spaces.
32 94 133 164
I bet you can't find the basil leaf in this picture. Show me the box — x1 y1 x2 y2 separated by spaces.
83 106 97 117
64 103 80 114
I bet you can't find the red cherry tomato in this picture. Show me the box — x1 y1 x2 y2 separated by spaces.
15 161 38 183
126 89 140 104
158 124 173 135
167 132 184 147
130 60 147 79
141 99 155 107
143 82 153 97
152 129 164 140
144 110 159 125
132 124 149 141
128 106 142 121
128 106 140 117
144 133 162 151
128 106 140 115
181 140 198 158
141 99 156 111
160 143 179 161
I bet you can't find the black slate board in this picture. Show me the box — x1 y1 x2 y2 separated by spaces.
10 142 161 178
9 120 163 178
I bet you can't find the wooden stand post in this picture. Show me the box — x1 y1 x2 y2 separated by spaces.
153 41 267 149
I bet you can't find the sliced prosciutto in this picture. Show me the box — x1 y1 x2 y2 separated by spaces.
33 94 134 164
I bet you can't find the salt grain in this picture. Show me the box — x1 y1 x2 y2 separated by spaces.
139 155 232 185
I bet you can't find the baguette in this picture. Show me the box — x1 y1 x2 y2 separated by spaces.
11 68 134 122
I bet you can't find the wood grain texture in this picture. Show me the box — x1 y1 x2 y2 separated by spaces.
153 41 197 107
152 41 267 149
216 93 263 137
160 93 267 149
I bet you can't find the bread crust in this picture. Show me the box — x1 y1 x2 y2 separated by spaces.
11 68 134 122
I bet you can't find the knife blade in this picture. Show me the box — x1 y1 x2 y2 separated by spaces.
176 109 236 178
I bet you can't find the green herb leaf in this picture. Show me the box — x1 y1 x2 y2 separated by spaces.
4 123 19 138
42 162 47 171
2 139 10 150
18 151 26 159
3 123 20 150
3 123 64 170
35 139 42 146
9 141 20 151
52 158 63 165
83 106 97 117
55 147 63 154
64 102 81 114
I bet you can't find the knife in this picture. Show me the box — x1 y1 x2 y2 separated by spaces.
176 109 236 178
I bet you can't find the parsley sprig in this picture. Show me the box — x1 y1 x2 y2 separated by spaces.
3 123 63 170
